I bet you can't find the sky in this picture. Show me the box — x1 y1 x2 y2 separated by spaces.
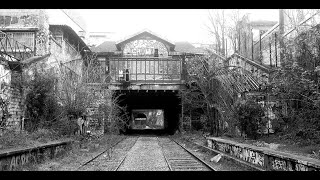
69 9 279 44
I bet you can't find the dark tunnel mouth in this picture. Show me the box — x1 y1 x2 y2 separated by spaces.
114 90 181 135
135 113 147 119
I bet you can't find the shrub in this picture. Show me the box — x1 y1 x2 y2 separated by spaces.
28 128 58 143
24 71 59 132
52 117 78 136
0 130 28 149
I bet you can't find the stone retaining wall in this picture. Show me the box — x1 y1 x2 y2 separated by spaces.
0 139 72 170
206 137 320 171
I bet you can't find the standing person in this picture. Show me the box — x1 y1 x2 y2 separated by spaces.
83 114 90 135
77 116 84 135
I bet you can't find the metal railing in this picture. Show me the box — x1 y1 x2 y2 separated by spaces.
227 53 270 85
0 30 34 62
109 57 182 84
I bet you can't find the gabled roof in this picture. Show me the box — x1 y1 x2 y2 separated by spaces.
92 40 208 54
174 42 195 52
115 29 175 51
174 42 207 54
91 41 117 53
49 24 90 52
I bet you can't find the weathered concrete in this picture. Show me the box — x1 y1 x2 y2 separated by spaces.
206 137 320 171
0 139 72 170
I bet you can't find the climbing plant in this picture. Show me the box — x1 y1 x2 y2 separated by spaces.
180 52 260 136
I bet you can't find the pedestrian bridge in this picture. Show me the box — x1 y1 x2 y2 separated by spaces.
107 57 185 91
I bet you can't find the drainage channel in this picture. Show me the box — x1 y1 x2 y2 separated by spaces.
158 137 216 171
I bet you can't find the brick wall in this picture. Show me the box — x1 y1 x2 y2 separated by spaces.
0 70 23 131
85 84 110 135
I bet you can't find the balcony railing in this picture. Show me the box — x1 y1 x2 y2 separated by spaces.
109 57 182 84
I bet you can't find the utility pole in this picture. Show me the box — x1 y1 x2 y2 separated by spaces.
279 9 285 66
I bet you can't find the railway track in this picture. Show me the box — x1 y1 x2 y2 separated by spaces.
158 137 216 171
77 136 139 171
77 135 218 171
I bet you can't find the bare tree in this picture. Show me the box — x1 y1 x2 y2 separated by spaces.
206 9 227 55
206 9 251 58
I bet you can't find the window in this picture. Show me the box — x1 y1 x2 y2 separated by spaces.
3 31 35 50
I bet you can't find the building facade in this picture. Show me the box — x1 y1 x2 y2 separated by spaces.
0 9 90 132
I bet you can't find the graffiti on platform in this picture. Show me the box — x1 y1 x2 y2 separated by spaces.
271 158 292 171
207 140 212 149
241 148 264 167
295 163 308 171
208 139 319 171
4 145 67 170
216 142 230 153
212 140 264 167
9 151 37 170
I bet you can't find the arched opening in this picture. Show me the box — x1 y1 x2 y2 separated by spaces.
133 113 147 129
115 90 181 135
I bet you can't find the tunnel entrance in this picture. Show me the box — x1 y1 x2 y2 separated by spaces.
131 109 164 130
114 90 181 135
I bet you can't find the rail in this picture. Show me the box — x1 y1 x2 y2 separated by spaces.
169 137 216 171
77 136 127 170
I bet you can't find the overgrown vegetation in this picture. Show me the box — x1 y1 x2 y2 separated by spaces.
179 54 260 136
235 99 265 139
98 92 130 135
0 96 10 131
24 69 60 132
262 24 320 146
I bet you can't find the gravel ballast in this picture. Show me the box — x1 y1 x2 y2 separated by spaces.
117 136 170 171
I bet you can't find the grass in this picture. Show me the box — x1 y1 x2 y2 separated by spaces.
0 128 64 151
33 133 123 171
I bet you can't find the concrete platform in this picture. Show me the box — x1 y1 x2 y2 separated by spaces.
0 139 73 170
206 137 320 171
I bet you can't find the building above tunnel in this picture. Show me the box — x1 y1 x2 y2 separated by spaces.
90 30 207 56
